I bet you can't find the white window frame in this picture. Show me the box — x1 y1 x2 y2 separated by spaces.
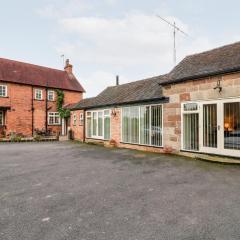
48 112 61 125
0 85 7 97
79 113 84 126
181 97 240 158
85 109 111 140
121 104 164 148
73 113 77 126
47 90 55 101
35 89 43 100
181 102 200 153
0 111 4 126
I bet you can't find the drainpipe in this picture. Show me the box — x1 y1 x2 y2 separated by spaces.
45 87 48 133
83 110 86 142
32 86 34 136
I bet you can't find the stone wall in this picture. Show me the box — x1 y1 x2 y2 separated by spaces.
162 72 240 153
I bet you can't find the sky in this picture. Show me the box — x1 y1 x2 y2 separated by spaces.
0 0 240 97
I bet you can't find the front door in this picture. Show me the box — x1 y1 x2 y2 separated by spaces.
199 98 240 157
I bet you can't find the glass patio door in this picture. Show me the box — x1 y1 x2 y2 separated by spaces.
224 102 240 151
199 99 240 157
200 102 221 155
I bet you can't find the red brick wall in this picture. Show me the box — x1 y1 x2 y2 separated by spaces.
0 82 83 137
70 110 84 141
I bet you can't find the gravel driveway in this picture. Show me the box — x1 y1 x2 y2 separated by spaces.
1 142 240 240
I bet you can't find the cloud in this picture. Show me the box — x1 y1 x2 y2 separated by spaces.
58 13 213 70
47 10 216 97
37 0 92 19
79 71 129 97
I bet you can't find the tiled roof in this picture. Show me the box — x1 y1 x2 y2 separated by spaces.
0 58 85 92
72 75 168 110
72 41 240 109
164 41 240 84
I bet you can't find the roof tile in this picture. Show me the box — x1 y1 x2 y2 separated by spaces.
0 58 85 92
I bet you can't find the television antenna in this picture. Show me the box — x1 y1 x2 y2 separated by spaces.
156 15 188 66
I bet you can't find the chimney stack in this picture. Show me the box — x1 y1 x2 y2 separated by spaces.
64 59 73 74
116 75 119 86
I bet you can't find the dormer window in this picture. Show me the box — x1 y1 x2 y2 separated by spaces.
35 89 43 100
0 85 7 97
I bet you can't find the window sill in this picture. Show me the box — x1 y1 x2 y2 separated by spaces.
34 99 44 101
120 142 164 148
0 96 8 98
86 137 109 141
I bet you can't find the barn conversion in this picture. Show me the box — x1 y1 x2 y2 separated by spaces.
70 41 240 158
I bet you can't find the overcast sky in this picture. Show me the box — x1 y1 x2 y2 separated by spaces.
1 0 240 97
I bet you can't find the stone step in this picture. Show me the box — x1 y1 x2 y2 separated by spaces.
59 135 69 141
195 154 240 164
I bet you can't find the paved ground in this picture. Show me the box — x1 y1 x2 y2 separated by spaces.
1 142 240 240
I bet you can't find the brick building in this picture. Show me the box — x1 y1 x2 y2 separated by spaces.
0 58 85 137
70 41 240 158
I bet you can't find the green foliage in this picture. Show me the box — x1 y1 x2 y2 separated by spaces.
56 90 70 118
10 133 22 142
33 134 41 142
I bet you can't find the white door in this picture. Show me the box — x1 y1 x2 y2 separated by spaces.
199 98 240 158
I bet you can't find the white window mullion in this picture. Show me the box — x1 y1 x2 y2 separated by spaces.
149 106 152 146
138 106 141 145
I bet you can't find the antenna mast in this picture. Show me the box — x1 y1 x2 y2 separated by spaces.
156 15 188 66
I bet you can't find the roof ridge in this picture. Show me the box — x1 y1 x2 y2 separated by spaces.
106 74 167 89
185 41 240 58
0 57 65 73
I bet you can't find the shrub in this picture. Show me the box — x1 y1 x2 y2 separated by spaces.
10 134 22 142
33 134 42 142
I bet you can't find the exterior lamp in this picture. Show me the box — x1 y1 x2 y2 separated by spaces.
111 108 117 117
213 79 222 93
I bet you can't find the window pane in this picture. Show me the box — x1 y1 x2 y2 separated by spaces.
151 105 163 146
104 110 110 116
98 112 103 136
140 106 150 145
92 112 97 136
0 112 3 125
122 105 163 146
184 103 198 111
0 86 6 97
86 114 92 138
122 108 130 142
183 113 199 151
48 91 54 101
130 106 139 144
224 102 240 150
203 104 217 148
104 116 110 140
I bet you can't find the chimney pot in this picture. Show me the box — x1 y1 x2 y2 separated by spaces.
116 75 119 86
64 59 73 74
